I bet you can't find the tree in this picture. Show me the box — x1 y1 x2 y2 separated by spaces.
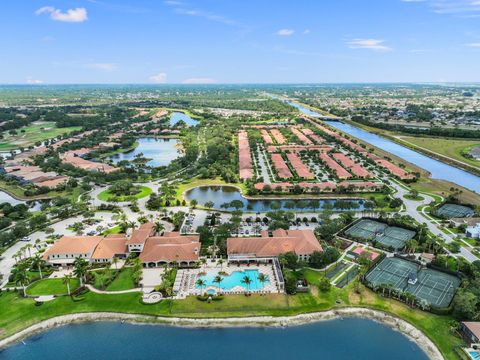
318 277 331 292
258 273 268 290
190 199 198 209
213 274 223 290
73 257 88 286
241 275 252 292
31 254 46 279
279 252 298 270
63 274 73 296
196 278 206 293
452 290 478 320
154 221 165 235
205 201 215 212
112 257 119 270
13 268 29 297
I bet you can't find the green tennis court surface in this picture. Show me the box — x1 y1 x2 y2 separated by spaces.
365 257 460 308
344 219 415 251
435 203 474 219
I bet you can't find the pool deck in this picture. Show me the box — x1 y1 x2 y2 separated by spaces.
174 264 280 298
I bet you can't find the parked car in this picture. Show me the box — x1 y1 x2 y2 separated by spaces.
20 236 31 242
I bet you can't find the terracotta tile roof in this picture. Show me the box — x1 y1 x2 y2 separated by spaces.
332 153 372 178
227 229 322 257
291 127 313 145
43 236 103 259
92 235 128 259
286 153 314 179
140 234 200 263
463 322 480 340
270 129 286 144
319 153 352 179
238 130 253 180
271 153 293 179
126 222 155 245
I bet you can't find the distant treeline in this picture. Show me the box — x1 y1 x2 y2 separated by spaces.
351 115 480 139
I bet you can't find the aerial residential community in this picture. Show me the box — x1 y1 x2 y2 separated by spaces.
1 1 480 360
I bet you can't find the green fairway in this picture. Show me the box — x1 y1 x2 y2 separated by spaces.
0 122 81 151
26 278 80 296
98 186 152 202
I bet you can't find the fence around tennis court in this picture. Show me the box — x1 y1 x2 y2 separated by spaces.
364 256 461 309
435 203 475 219
343 219 415 251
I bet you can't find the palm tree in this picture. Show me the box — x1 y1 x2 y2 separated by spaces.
196 278 206 293
241 275 252 292
258 273 268 290
31 254 45 279
217 258 224 270
73 257 88 286
63 275 73 296
154 221 165 235
13 269 29 297
200 258 207 269
213 274 223 290
112 257 119 270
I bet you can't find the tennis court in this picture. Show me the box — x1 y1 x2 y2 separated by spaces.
435 203 474 219
344 219 387 240
406 269 461 308
345 219 415 251
365 257 417 291
366 257 460 308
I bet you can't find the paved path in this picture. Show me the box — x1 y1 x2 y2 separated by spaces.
85 284 141 294
391 182 477 262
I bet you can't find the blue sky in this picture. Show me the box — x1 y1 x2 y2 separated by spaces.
1 0 480 84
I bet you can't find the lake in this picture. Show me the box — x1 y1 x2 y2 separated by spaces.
288 100 480 193
108 137 181 167
0 318 428 360
184 185 365 212
170 111 199 127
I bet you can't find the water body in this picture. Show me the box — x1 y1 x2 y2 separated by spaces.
0 190 41 210
169 111 199 127
108 137 180 167
184 185 364 212
287 101 480 193
0 319 428 360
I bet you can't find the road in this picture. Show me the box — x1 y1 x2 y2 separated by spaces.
391 182 478 262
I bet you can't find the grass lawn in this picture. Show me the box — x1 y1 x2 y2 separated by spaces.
0 180 85 201
411 176 480 206
26 278 80 296
98 186 152 202
0 280 464 359
0 122 81 151
106 267 136 291
399 136 480 169
103 225 122 235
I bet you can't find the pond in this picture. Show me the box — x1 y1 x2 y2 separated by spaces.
169 111 199 127
107 137 181 167
0 190 41 210
184 185 365 212
287 100 480 193
0 318 428 359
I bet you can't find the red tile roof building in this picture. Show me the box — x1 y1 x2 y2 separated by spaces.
227 229 322 262
332 153 372 178
319 153 352 179
271 153 293 179
286 153 314 179
238 130 254 181
291 127 313 145
270 129 286 145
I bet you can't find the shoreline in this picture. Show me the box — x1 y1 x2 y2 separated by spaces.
0 308 443 359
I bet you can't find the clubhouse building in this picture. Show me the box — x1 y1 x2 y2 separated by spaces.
43 222 200 268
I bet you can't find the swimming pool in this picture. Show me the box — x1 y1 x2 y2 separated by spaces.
469 351 480 360
197 269 270 291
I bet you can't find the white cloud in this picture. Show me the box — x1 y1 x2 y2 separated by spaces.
466 42 480 47
26 77 43 84
182 77 216 84
85 63 118 71
36 6 88 23
347 39 392 51
276 28 294 36
149 72 167 83
402 0 480 15
303 29 311 34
